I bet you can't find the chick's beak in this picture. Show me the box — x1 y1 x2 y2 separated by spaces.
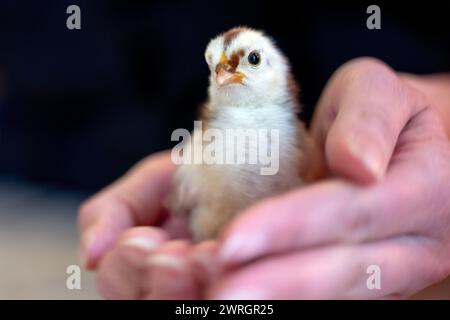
215 53 245 86
216 69 245 86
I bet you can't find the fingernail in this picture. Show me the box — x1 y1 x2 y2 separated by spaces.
121 237 158 251
362 152 383 180
219 232 266 265
348 137 383 180
147 254 186 273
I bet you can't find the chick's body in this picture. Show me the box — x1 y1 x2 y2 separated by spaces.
169 27 310 240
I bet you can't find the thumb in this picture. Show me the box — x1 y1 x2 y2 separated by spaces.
311 58 426 184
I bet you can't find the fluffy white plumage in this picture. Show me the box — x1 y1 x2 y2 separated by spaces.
169 27 310 240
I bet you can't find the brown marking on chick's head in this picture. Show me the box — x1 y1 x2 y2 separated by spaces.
229 49 245 70
215 49 246 74
223 27 249 48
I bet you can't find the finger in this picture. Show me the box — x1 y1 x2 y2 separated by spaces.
189 241 221 293
210 236 443 299
118 226 169 251
160 214 192 239
78 151 175 270
311 58 427 183
220 110 450 267
219 180 356 266
145 240 199 300
96 227 168 299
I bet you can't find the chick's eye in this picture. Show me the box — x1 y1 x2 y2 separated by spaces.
248 51 261 66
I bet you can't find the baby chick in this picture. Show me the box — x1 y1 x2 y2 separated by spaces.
169 27 311 241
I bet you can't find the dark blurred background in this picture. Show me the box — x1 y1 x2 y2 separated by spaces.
0 0 448 193
0 0 449 299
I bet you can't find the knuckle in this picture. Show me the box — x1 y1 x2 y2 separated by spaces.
337 57 399 91
342 57 395 76
342 194 377 241
346 57 392 77
344 210 372 241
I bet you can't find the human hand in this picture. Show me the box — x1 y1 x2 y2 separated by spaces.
80 58 450 300
78 152 220 299
206 58 450 299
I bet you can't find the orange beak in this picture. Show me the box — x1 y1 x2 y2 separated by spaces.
215 53 245 86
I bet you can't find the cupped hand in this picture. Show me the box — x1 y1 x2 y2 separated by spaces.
80 57 450 300
208 58 450 299
78 152 220 299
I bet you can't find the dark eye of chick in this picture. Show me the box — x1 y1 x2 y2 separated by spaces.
248 51 261 66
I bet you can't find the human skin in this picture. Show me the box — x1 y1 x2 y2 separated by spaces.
78 57 450 299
